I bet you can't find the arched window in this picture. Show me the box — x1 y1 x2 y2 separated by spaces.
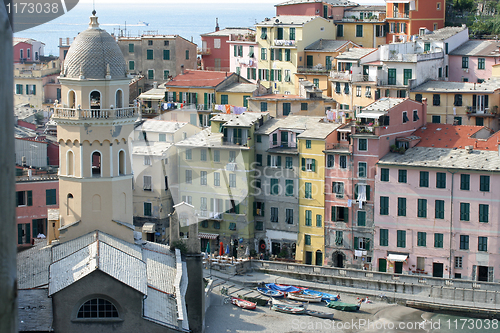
90 90 101 109
91 151 101 177
115 89 123 108
67 150 74 176
68 90 76 108
77 298 119 318
118 150 125 175
67 193 73 216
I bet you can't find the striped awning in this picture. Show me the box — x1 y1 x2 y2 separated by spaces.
198 232 219 240
142 223 155 233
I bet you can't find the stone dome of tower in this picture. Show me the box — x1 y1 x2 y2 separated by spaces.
62 12 127 80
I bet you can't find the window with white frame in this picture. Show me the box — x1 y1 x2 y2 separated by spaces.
402 111 409 123
214 38 221 48
143 175 152 191
144 156 151 165
306 158 314 171
365 86 371 97
340 132 348 141
332 182 344 198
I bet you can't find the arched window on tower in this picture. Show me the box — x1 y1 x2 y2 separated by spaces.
67 193 74 216
77 298 119 318
115 89 123 108
68 90 76 108
90 90 101 109
118 150 125 175
92 151 101 177
67 150 74 176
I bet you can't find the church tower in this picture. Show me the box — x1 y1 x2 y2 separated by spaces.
52 11 137 243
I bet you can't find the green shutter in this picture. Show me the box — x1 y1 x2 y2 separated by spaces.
277 156 281 167
267 155 271 166
204 93 208 109
18 224 23 244
366 185 370 201
32 220 38 237
331 206 336 222
25 223 30 244
365 239 370 251
354 237 359 250
301 158 305 171
172 92 177 102
311 159 316 172
27 191 33 206
344 207 349 222
199 114 203 126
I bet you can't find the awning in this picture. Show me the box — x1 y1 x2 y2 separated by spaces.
142 222 155 233
357 112 386 119
388 254 408 262
198 232 219 240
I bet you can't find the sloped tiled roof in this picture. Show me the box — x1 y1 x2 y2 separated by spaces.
336 47 377 60
413 123 500 151
165 70 232 88
255 115 324 135
418 26 467 41
201 27 254 37
363 98 405 111
18 289 53 332
256 16 321 26
137 120 188 133
449 40 500 57
305 39 352 52
411 79 499 93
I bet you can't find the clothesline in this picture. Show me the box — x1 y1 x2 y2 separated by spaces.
214 104 247 115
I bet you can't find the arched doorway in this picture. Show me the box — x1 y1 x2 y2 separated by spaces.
90 91 101 109
332 251 346 268
115 89 123 108
258 239 266 254
315 250 323 266
68 90 76 108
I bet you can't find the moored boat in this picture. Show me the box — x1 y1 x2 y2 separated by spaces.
271 298 305 308
265 283 301 293
271 303 306 314
231 297 256 310
286 292 323 303
256 287 285 298
303 289 340 302
305 309 334 319
325 301 360 312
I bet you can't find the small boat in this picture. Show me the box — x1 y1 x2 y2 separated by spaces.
257 287 285 298
138 21 149 26
303 289 340 302
286 292 323 303
238 295 268 306
325 301 360 312
271 303 305 314
305 309 334 319
265 283 301 293
271 298 305 308
231 297 256 310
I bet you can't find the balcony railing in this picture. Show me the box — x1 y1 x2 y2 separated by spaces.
274 40 296 47
53 106 137 120
270 141 297 149
392 12 409 18
467 107 497 116
297 66 330 74
196 211 223 220
222 137 246 146
330 71 351 80
197 48 211 55
325 142 350 151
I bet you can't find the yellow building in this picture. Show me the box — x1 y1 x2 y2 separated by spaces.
410 80 500 131
335 5 387 48
175 112 270 255
255 15 336 95
296 39 358 96
296 123 340 265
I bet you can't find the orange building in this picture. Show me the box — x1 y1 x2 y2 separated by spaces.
385 0 445 43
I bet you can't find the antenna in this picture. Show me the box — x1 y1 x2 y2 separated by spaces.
93 0 95 11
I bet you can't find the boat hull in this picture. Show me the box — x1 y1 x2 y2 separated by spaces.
305 309 334 319
286 293 322 303
271 303 305 314
256 287 285 298
231 297 256 310
325 301 360 312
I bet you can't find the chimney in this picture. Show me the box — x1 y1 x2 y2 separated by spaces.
181 64 185 75
215 18 220 32
153 81 158 89
474 141 478 148
421 97 428 123
319 39 323 49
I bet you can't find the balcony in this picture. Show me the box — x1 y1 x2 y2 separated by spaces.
222 137 247 146
274 40 296 47
197 48 211 55
196 211 223 220
297 65 330 74
325 142 351 153
53 106 137 120
391 12 409 18
355 124 376 135
330 71 351 81
467 107 497 117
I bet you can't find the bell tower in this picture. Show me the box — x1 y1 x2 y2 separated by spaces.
52 12 137 243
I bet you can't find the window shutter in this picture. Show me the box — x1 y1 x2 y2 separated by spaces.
331 206 336 222
199 114 203 126
312 159 316 172
354 237 359 250
18 224 23 244
173 92 176 102
354 184 358 199
366 185 370 201
270 70 274 81
344 207 349 222
27 191 33 206
277 156 281 167
266 70 269 81
32 85 36 95
32 220 38 237
301 158 306 171
261 202 265 216
204 93 208 109
253 202 257 216
267 155 271 166
25 224 30 244
365 239 370 251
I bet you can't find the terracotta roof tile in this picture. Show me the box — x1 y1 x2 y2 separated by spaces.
165 70 232 88
413 123 500 151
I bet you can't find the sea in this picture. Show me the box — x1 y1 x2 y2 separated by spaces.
13 2 277 55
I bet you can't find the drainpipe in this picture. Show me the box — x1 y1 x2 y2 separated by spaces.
447 169 457 279
350 139 355 266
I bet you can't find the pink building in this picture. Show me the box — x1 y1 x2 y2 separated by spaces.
228 34 258 83
16 175 59 248
448 40 500 83
275 0 357 20
325 98 427 268
373 125 500 281
13 38 44 63
200 23 254 72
